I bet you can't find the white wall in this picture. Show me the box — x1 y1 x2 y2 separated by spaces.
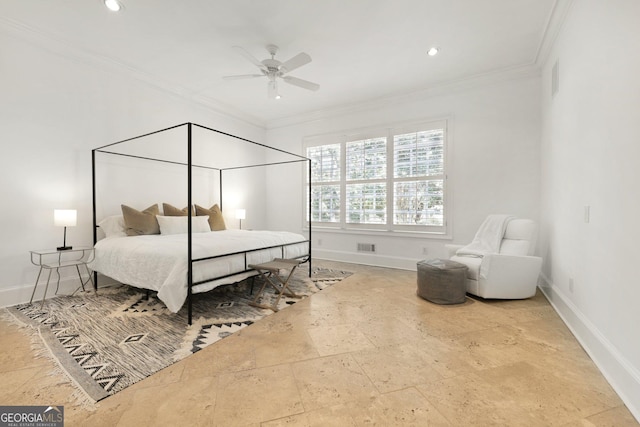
265 75 541 269
5 3 637 418
539 0 640 418
0 31 265 306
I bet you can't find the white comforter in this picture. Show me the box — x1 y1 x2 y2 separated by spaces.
89 230 309 312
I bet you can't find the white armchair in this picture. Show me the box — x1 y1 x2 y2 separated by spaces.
446 218 543 299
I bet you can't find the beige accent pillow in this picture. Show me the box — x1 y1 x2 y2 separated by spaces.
121 204 160 236
162 203 193 217
195 204 226 231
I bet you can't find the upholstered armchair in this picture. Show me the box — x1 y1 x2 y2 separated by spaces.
446 217 543 299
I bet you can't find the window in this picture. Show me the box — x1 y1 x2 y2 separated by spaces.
346 137 387 224
306 120 447 234
308 144 340 222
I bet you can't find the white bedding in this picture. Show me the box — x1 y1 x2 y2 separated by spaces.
89 229 309 312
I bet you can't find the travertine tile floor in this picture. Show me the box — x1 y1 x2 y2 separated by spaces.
0 260 638 426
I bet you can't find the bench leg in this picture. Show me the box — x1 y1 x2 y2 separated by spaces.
249 276 256 295
248 271 272 310
248 266 302 311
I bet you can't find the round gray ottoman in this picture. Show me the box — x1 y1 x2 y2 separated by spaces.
417 259 468 304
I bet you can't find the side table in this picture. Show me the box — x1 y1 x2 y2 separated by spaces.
29 247 95 308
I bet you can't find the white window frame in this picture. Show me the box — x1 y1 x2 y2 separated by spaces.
304 119 450 237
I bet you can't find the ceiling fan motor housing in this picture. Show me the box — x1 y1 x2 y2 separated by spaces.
262 58 282 72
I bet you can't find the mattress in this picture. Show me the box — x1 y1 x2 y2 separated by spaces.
89 229 309 312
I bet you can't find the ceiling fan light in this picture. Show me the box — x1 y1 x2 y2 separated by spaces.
268 80 281 99
427 47 439 56
104 0 123 12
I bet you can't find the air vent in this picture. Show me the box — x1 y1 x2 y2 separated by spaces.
551 59 559 97
357 243 376 253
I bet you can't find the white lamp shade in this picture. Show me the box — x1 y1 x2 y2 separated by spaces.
54 209 77 227
104 0 122 12
235 209 246 220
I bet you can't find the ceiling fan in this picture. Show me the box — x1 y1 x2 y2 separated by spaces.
223 44 320 99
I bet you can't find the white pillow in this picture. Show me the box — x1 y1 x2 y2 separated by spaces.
98 215 127 238
156 215 211 235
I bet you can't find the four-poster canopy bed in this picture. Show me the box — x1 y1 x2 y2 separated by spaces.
90 122 312 324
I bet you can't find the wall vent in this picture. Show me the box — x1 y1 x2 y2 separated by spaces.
551 59 559 98
357 243 376 253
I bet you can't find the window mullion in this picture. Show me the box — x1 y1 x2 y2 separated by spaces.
386 130 394 229
340 138 347 228
394 174 444 183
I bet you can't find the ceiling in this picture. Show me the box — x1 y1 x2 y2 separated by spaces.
2 0 558 127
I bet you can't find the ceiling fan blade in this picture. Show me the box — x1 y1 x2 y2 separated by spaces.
279 52 312 73
222 74 264 80
282 75 320 91
232 46 267 71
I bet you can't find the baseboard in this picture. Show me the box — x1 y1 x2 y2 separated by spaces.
0 274 119 309
312 248 422 271
539 274 640 422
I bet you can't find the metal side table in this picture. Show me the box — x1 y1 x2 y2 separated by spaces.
29 247 95 308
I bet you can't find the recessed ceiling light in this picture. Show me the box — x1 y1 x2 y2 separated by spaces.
104 0 123 12
427 47 439 56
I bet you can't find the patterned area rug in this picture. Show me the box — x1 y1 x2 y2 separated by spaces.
4 265 351 403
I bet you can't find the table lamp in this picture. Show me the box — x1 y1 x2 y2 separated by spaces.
235 209 246 230
54 209 77 251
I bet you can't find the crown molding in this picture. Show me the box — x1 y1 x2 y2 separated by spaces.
0 17 266 130
2 11 558 134
534 0 575 67
265 63 541 130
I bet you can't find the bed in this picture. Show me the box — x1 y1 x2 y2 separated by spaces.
90 229 309 313
91 123 312 324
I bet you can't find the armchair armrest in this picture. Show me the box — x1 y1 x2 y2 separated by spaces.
479 253 543 299
444 244 464 259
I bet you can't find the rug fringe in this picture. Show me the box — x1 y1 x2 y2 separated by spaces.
1 308 98 411
2 309 48 358
36 327 99 410
1 306 28 327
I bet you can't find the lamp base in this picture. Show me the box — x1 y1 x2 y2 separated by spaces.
57 246 73 251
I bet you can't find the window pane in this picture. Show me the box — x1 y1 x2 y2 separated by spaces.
393 180 443 226
307 144 340 182
346 138 386 181
309 184 340 222
346 183 386 224
393 129 443 178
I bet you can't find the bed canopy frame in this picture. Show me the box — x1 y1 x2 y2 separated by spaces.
92 122 312 324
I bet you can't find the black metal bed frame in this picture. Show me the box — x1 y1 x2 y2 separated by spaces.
91 122 312 325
